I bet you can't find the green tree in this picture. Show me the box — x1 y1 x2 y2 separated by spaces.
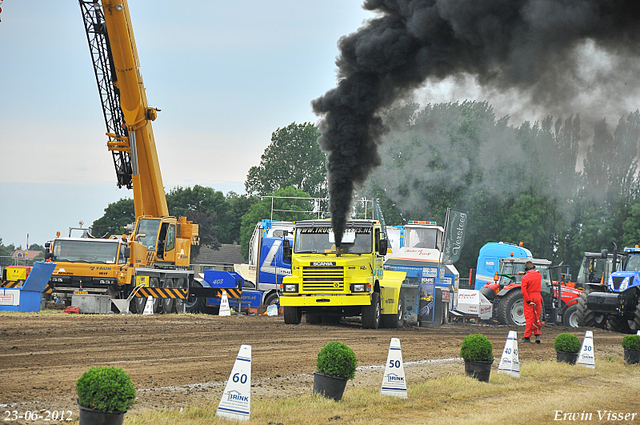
239 187 315 259
245 122 327 197
91 198 135 238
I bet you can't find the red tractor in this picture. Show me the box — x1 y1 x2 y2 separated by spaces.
479 257 582 327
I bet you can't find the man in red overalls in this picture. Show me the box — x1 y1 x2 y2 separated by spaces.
520 260 542 344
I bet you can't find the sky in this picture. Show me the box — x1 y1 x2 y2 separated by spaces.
0 0 374 247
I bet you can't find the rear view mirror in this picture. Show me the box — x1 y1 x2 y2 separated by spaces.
283 239 292 264
379 239 388 256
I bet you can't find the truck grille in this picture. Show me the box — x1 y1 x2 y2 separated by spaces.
611 276 624 290
302 266 344 291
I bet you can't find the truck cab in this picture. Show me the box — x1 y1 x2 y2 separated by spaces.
234 220 294 306
45 236 132 303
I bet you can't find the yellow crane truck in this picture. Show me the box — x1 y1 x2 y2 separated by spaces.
44 0 231 313
279 219 407 328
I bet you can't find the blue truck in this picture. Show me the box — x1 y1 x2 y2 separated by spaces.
473 242 532 290
234 220 294 307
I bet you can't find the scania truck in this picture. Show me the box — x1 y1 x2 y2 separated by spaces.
279 219 407 329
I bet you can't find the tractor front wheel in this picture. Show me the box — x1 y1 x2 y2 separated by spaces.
562 304 579 327
497 290 526 326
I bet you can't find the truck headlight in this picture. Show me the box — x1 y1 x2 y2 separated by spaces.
351 284 366 292
283 284 298 293
619 277 630 292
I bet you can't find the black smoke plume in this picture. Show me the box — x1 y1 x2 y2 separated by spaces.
312 0 640 245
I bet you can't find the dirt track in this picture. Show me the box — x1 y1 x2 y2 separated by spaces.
0 309 627 417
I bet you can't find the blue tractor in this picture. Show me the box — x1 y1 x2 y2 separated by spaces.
584 246 640 333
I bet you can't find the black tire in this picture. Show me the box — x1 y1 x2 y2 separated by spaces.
576 289 596 327
284 306 302 324
305 313 322 324
185 280 205 313
162 278 175 314
381 291 405 329
634 303 640 332
607 314 633 333
362 292 381 329
133 277 160 314
174 278 186 313
497 289 526 326
264 292 280 306
562 304 579 327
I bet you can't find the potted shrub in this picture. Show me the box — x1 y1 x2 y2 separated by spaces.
460 334 494 382
554 332 581 364
622 334 640 364
76 366 136 425
313 341 357 401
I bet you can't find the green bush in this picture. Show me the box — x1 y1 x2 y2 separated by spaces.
553 333 581 353
459 334 494 362
622 335 640 351
76 366 136 413
316 341 357 380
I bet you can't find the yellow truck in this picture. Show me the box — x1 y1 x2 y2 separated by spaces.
280 219 407 328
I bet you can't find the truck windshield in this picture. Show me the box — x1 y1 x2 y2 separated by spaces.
52 240 121 264
405 227 439 249
135 219 161 250
294 227 372 254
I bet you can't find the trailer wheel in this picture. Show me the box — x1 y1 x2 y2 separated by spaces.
562 304 579 327
381 292 404 329
185 280 205 313
284 306 302 324
362 292 381 329
497 290 526 326
162 278 175 314
607 314 632 333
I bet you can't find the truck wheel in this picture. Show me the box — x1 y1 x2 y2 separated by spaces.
362 292 381 329
381 293 405 329
562 304 579 327
185 281 205 313
284 307 302 324
497 290 526 326
174 278 186 313
162 278 175 314
305 313 322 324
607 314 632 333
264 292 280 306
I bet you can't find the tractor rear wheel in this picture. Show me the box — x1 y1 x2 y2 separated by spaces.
497 289 526 326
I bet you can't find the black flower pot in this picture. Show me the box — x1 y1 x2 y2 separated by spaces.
313 372 348 401
464 359 493 383
78 405 126 425
624 347 640 364
556 351 579 365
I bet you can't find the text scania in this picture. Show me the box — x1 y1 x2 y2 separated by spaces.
553 411 638 421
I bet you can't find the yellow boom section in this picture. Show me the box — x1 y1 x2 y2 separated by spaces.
101 0 168 218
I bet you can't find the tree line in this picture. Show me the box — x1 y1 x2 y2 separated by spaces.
10 103 640 278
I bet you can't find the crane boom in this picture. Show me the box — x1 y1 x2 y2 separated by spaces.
79 0 168 218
